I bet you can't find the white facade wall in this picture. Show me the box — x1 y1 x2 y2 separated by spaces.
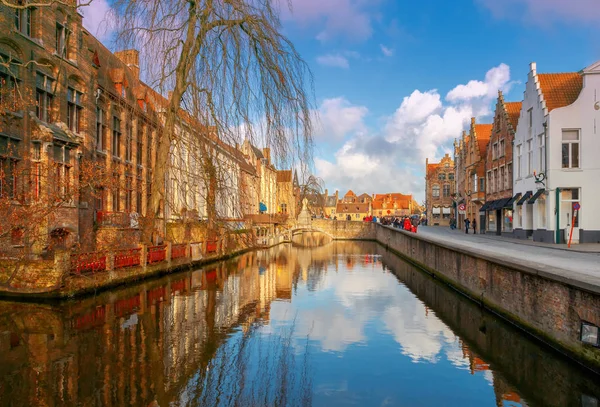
513 63 547 239
546 61 600 243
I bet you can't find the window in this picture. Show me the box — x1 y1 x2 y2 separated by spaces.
112 172 120 212
448 173 454 180
473 174 478 192
280 203 287 213
500 166 505 192
479 177 485 193
15 7 32 37
125 174 133 212
492 143 498 160
516 145 522 178
527 139 533 175
538 195 546 228
96 107 105 151
32 142 41 201
438 173 446 180
125 122 133 162
528 108 533 128
494 168 499 192
36 72 54 122
432 184 440 198
112 116 121 158
499 140 505 158
0 54 19 111
562 130 580 169
67 88 82 133
538 134 544 173
146 129 152 166
52 144 71 199
562 188 580 228
136 124 143 165
55 23 69 57
443 184 450 197
136 171 143 213
487 171 492 194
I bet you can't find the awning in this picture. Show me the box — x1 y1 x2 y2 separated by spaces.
516 191 532 205
492 197 511 210
528 189 545 204
479 201 493 212
504 193 521 208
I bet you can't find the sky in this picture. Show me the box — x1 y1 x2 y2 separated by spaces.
81 0 600 202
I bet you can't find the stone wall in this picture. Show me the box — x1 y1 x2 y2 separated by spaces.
375 224 600 372
311 219 376 240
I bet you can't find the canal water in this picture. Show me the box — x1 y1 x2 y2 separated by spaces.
0 242 599 407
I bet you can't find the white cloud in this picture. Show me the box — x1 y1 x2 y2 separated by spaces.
80 0 114 42
316 64 513 201
316 54 350 69
314 98 368 140
380 44 394 57
280 0 381 42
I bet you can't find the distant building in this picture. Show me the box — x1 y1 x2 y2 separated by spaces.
425 154 455 226
335 202 372 220
324 190 339 218
371 193 414 217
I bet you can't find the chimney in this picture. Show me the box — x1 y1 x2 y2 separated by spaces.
263 147 271 163
114 49 140 81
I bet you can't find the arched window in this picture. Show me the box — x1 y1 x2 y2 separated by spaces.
438 173 446 180
432 184 440 198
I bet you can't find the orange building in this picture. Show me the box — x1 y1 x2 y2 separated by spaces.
455 118 492 232
425 154 455 226
372 193 414 217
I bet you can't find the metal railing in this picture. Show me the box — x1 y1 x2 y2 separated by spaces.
70 252 107 274
147 245 167 264
114 248 142 269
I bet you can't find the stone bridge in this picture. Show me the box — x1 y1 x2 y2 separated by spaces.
289 220 376 246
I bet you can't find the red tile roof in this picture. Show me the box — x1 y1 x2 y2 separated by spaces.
336 203 370 214
474 124 492 157
504 102 522 130
538 73 583 112
345 190 356 197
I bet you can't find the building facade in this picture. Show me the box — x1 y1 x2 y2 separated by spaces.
425 154 455 226
480 92 521 236
513 62 598 244
372 193 414 218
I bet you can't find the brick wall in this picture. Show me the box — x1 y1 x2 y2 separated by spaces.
312 219 376 240
376 224 600 372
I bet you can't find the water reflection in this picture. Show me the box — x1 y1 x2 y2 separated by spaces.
0 242 599 407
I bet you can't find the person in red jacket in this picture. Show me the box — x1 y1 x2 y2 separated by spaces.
404 217 411 231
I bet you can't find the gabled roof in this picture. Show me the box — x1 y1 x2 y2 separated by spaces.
504 102 522 130
277 170 292 183
538 73 583 112
251 145 264 159
426 163 440 175
345 190 356 197
474 124 492 157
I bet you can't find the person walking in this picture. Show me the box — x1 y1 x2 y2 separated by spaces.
472 218 477 234
464 218 470 234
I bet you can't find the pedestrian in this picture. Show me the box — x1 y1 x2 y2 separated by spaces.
472 218 477 234
411 216 419 233
464 218 470 234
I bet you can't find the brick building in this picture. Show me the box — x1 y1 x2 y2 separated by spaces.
372 193 414 217
425 154 455 226
480 92 521 236
455 118 492 232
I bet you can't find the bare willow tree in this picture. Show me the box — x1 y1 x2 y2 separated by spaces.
111 0 314 227
296 174 324 215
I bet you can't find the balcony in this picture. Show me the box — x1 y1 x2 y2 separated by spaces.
470 191 485 203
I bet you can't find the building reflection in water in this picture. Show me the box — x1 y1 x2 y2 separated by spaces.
0 242 598 407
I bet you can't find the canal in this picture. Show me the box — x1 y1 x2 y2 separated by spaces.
0 242 599 407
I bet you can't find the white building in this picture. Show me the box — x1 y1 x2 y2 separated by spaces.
513 62 600 244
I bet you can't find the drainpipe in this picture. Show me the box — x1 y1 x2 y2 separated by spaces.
555 187 561 244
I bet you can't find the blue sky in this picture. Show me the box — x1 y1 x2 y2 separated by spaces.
82 0 600 202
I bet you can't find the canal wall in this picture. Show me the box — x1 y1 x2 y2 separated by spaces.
311 219 377 240
375 224 600 373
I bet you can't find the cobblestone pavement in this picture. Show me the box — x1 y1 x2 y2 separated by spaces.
416 225 600 289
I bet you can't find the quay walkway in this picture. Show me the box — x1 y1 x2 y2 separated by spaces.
416 226 600 293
